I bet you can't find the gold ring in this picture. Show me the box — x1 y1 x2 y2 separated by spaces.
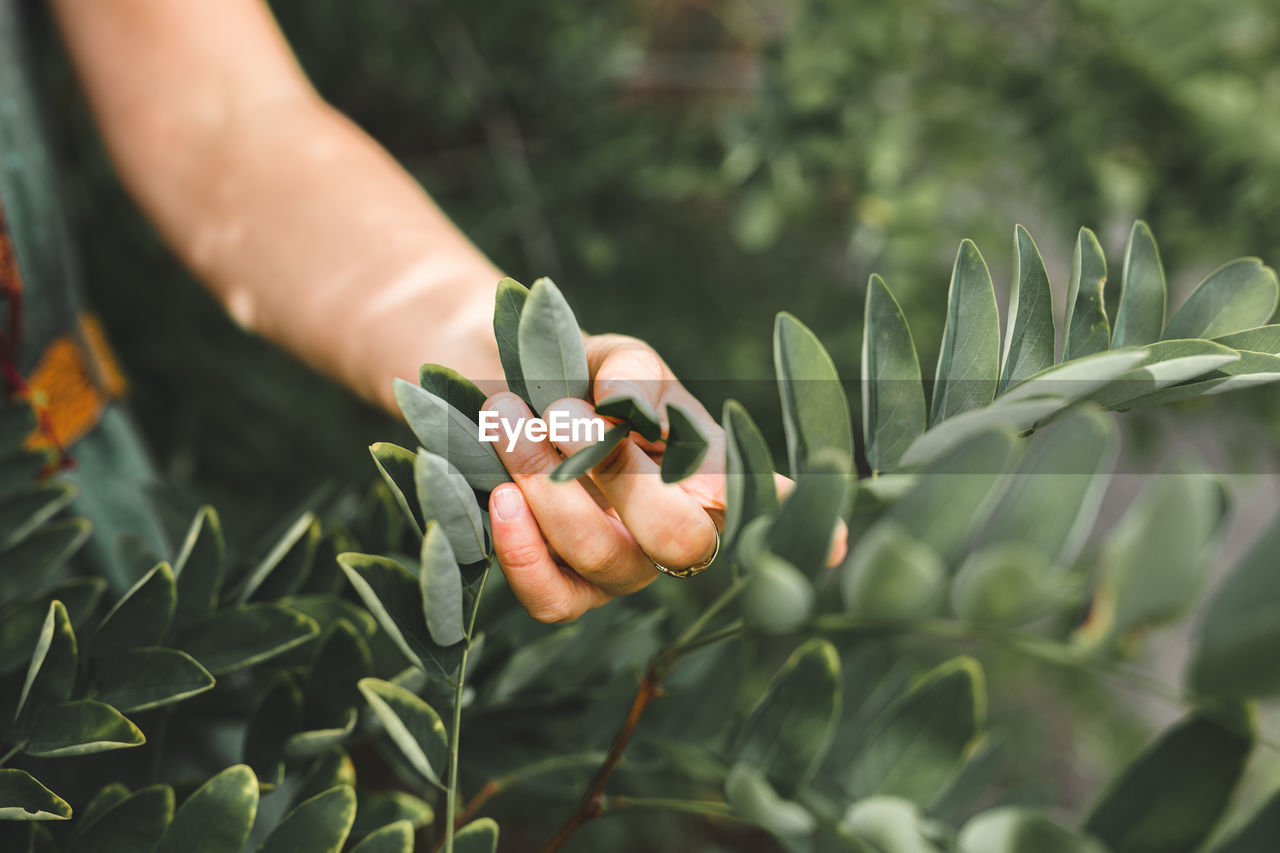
650 527 720 579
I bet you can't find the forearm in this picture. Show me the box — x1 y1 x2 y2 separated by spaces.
50 0 504 410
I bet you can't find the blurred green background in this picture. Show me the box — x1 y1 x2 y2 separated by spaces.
37 0 1280 527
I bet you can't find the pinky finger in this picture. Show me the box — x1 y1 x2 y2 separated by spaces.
489 484 611 623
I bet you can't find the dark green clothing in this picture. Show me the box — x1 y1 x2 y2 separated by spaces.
0 0 168 589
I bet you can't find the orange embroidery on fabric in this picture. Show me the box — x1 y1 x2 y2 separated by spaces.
22 335 107 452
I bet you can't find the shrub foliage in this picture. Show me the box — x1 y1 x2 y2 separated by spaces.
5 223 1280 852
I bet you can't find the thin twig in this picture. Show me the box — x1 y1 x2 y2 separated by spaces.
438 560 493 853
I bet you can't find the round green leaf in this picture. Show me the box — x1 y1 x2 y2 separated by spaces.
518 277 589 414
256 786 355 853
357 678 449 787
24 700 145 757
415 450 487 564
1164 258 1279 340
0 770 71 820
156 765 258 853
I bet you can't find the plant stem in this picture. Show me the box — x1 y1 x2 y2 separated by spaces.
672 577 746 648
600 796 735 818
442 559 492 853
539 583 750 852
454 751 606 828
0 742 23 767
540 663 663 853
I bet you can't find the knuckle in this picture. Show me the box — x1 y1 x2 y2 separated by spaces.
531 600 579 624
594 443 639 481
568 531 623 577
497 538 546 574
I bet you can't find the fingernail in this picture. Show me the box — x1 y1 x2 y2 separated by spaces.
492 485 524 522
489 393 526 422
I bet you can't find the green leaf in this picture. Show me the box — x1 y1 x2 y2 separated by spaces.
595 394 662 442
950 545 1064 626
0 579 103 676
550 423 628 483
1076 471 1219 649
0 518 91 603
979 406 1117 567
393 379 510 493
722 400 779 549
1190 513 1280 698
1084 710 1252 853
775 312 854 475
998 226 1056 394
518 277 590 415
1213 324 1280 353
15 600 77 721
1063 227 1110 360
899 397 1066 470
94 562 175 658
1211 784 1280 853
848 657 985 804
94 647 215 713
959 807 1106 853
741 547 814 635
305 620 373 726
733 638 841 795
488 624 583 703
1164 258 1279 340
415 450 487 564
24 699 145 757
1127 350 1280 407
256 786 355 853
294 750 356 808
996 350 1148 412
494 277 532 405
370 443 423 535
863 274 927 472
284 709 357 760
888 429 1019 565
659 404 709 483
420 521 465 646
357 678 449 787
1112 221 1167 347
337 553 461 679
173 506 226 626
842 523 945 620
725 764 815 837
237 513 319 603
180 604 318 675
349 821 414 853
841 797 942 853
350 791 433 838
932 240 1000 424
1088 339 1240 410
243 674 302 789
0 481 77 551
67 785 174 853
454 817 500 853
0 770 71 820
420 363 488 422
767 450 847 574
156 765 258 853
73 785 131 838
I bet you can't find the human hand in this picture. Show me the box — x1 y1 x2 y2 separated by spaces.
483 334 847 623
